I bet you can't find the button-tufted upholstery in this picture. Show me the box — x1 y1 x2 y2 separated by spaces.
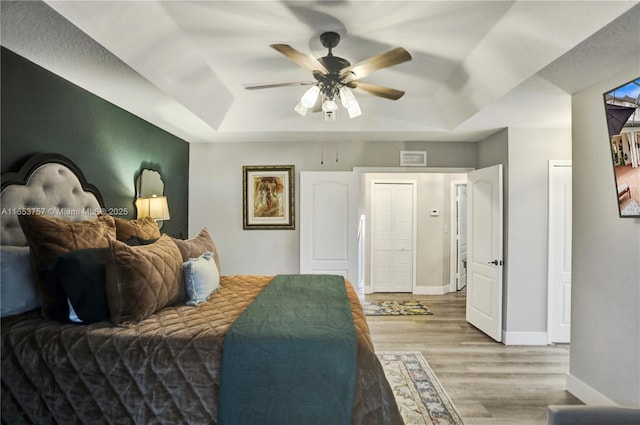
1 163 102 246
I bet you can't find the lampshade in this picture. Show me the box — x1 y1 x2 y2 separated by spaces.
136 195 170 220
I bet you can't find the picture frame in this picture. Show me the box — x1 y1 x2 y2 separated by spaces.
243 165 295 229
602 77 640 217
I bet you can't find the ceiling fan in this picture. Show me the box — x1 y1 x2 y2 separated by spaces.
244 31 412 120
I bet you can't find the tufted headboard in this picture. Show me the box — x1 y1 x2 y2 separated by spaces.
1 153 105 246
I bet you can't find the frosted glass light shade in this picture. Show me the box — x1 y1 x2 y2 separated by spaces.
322 99 338 112
294 101 309 116
300 86 320 108
339 86 362 118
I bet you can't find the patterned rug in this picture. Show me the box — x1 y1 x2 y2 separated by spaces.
378 351 464 425
362 300 433 316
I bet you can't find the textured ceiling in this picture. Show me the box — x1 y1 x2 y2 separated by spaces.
1 1 639 143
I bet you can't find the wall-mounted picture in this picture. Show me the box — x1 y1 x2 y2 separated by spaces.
603 78 640 217
243 165 295 229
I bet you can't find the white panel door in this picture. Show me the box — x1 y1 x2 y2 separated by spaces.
300 172 359 290
466 165 503 342
548 161 572 343
371 182 415 292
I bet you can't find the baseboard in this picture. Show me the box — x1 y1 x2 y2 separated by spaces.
366 285 451 295
413 285 449 295
502 331 548 345
566 373 617 406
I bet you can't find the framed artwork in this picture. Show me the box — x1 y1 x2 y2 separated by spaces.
243 165 295 229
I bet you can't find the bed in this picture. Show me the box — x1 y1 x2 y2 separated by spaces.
1 153 402 425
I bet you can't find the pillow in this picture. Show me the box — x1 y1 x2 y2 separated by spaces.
105 234 185 325
0 246 40 317
113 216 161 242
184 251 220 306
18 214 116 318
41 248 110 323
172 227 220 272
124 236 159 246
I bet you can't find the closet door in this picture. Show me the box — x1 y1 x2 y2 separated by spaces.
371 181 416 292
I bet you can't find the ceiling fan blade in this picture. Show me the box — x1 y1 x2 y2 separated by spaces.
340 47 412 81
271 44 329 74
351 81 406 100
244 81 315 90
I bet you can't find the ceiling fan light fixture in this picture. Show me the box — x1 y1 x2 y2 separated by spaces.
346 101 362 118
294 101 310 116
323 110 337 122
339 86 361 118
300 85 321 108
338 86 356 108
322 98 338 113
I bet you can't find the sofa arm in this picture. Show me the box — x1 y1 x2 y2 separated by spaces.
547 405 640 425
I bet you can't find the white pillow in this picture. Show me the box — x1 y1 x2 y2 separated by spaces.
1 246 41 317
183 251 220 306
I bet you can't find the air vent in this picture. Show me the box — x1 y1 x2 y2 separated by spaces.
400 151 427 167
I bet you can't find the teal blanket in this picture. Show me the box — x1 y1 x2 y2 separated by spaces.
218 274 357 425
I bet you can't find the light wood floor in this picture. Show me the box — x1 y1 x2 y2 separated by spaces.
365 290 582 425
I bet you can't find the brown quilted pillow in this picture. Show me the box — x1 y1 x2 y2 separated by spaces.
105 234 185 325
113 216 160 241
172 227 220 272
18 214 116 319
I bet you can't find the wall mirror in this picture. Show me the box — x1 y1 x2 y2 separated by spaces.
135 168 169 228
136 168 165 198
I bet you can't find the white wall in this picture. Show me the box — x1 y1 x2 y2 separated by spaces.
477 127 574 343
505 128 572 338
569 69 640 407
189 140 477 275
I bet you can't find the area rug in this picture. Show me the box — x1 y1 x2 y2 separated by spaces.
362 300 433 316
378 351 464 425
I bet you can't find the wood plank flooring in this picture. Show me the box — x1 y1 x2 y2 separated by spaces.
365 290 582 425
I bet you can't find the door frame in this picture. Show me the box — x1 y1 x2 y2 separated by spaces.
547 160 572 344
369 178 418 293
449 179 468 292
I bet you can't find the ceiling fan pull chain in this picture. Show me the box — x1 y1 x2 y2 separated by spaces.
320 128 325 165
335 119 340 163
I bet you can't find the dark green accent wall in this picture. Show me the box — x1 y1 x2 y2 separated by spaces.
1 47 189 237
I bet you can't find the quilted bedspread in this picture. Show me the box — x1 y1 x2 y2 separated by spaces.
1 275 402 425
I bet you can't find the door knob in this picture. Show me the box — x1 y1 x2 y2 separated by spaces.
488 259 502 265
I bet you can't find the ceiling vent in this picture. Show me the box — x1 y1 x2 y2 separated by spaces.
400 151 427 167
